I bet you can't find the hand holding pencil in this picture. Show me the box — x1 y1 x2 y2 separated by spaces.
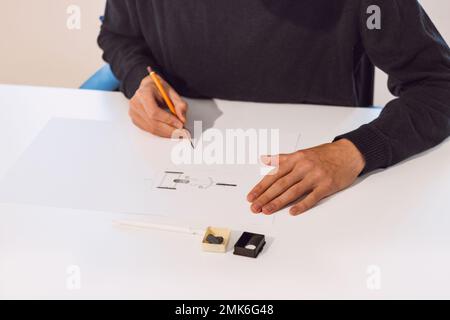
128 66 192 144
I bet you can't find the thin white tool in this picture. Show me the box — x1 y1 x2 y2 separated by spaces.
113 220 204 236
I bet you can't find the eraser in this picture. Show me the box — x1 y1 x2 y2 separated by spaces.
202 227 231 253
206 234 224 245
233 232 266 258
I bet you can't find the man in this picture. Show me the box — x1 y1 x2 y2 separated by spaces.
98 0 450 216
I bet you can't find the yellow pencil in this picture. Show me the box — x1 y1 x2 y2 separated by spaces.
148 67 177 115
147 67 194 148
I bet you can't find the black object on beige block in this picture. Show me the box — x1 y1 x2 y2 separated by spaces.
234 232 266 258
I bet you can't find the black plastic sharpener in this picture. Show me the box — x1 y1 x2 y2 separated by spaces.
233 232 266 258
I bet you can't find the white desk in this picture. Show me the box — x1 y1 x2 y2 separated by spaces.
0 84 449 299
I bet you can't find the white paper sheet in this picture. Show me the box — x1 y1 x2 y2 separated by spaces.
0 118 301 228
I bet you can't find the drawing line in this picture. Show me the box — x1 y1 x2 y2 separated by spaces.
157 171 237 190
157 187 177 190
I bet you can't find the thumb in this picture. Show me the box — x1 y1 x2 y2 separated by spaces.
167 86 188 123
175 99 188 124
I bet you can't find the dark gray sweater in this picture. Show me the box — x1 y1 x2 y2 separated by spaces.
98 0 450 174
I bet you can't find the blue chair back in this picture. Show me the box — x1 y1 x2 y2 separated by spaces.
80 16 120 92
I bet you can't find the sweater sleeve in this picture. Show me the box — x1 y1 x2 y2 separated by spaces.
97 0 159 98
336 0 450 174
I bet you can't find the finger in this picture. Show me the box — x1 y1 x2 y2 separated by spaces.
130 108 183 139
130 101 150 124
168 127 191 141
289 188 328 216
150 77 187 124
251 171 305 214
166 86 188 123
139 91 183 129
261 178 314 215
151 120 184 138
247 154 301 203
260 154 289 167
129 108 152 132
247 164 292 204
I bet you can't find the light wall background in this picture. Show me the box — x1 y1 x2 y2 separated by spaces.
0 0 106 88
0 0 449 106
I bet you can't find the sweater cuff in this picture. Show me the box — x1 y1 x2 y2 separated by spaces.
334 125 392 175
121 62 152 99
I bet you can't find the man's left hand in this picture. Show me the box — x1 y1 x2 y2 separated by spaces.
247 139 366 216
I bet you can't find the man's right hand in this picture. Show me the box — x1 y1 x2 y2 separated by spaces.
129 74 189 138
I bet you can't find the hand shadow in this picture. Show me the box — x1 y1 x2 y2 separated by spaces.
183 99 223 139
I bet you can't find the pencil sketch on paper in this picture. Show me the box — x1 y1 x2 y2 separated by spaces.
157 171 237 190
